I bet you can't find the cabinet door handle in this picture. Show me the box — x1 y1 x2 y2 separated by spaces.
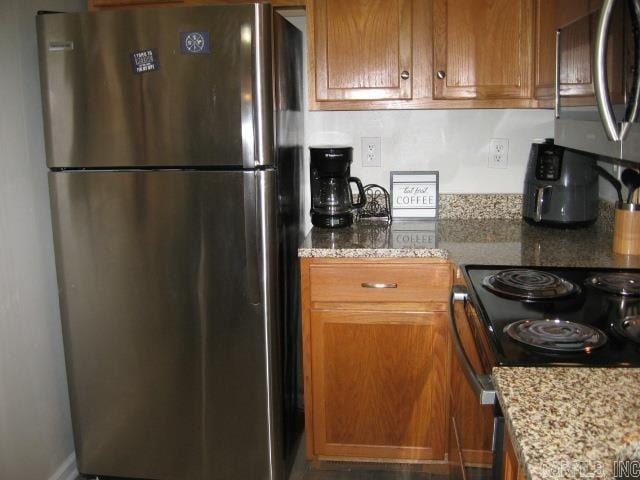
400 70 410 80
361 282 398 289
436 70 446 79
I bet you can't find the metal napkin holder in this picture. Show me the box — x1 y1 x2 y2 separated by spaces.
356 184 392 224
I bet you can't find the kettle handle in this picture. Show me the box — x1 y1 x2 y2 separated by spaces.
349 177 367 209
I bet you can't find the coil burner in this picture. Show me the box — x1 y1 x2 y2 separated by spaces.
482 269 580 301
504 319 608 352
586 272 640 296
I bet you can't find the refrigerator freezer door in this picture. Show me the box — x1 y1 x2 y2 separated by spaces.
49 170 280 480
37 5 273 169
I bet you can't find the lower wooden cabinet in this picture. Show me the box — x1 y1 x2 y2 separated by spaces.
503 429 525 480
300 258 452 463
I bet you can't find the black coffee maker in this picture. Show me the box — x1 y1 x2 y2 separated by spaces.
310 146 366 228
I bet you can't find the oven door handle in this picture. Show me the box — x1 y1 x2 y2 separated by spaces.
594 0 621 141
449 285 496 406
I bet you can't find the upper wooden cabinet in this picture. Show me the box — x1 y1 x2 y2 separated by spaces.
308 0 413 102
432 0 533 100
535 0 623 104
308 0 549 109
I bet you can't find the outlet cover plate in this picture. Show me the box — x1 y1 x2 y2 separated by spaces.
488 138 509 169
362 137 382 167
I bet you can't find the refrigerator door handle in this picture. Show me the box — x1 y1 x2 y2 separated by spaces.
247 4 274 168
254 168 281 479
244 172 261 305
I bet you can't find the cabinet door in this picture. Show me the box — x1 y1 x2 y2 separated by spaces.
310 309 448 460
433 0 533 99
309 0 413 101
503 429 525 480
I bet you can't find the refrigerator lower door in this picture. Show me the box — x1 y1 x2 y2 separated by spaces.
49 169 281 480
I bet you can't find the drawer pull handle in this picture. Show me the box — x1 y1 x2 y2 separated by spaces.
361 282 398 289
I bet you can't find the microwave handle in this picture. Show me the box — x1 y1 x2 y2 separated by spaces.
449 285 496 406
594 0 621 141
622 0 640 139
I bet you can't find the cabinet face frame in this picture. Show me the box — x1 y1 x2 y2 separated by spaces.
300 257 453 464
432 0 534 100
309 0 413 102
534 0 557 99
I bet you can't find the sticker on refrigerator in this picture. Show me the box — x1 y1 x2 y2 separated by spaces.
130 49 159 74
180 32 211 55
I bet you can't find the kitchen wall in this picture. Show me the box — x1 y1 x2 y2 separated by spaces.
0 1 84 480
285 16 556 232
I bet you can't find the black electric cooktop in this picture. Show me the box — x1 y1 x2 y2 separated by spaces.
461 265 640 367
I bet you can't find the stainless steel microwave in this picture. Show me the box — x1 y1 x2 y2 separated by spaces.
555 0 640 163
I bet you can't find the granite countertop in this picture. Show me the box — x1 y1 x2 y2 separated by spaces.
298 219 640 268
493 367 640 480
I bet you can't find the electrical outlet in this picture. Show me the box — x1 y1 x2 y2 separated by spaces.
361 137 382 167
488 138 509 169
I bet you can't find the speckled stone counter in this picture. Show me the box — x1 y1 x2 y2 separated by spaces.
299 218 640 268
493 367 640 480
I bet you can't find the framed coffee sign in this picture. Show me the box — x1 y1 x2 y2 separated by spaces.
390 171 439 220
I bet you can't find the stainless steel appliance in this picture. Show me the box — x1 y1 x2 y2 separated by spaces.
37 5 303 480
309 146 366 228
449 265 640 479
522 140 599 226
554 0 640 163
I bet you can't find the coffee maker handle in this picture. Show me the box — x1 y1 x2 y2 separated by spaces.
349 177 367 209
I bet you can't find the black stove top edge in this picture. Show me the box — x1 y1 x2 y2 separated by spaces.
461 264 640 275
460 264 640 368
498 360 640 367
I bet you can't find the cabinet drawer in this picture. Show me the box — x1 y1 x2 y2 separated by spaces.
309 263 450 303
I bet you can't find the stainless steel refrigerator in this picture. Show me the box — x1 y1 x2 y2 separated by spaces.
36 4 303 480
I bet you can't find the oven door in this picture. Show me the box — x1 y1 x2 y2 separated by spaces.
554 0 640 161
449 285 504 480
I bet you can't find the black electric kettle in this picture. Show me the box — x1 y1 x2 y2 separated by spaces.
309 146 366 228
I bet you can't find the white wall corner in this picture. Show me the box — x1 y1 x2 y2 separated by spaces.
48 453 79 480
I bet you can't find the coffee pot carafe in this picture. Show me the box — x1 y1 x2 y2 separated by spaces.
310 146 366 228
